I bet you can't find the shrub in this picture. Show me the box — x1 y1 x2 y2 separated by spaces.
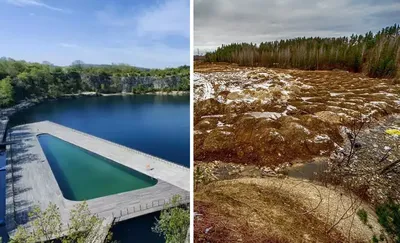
376 200 400 243
357 208 368 225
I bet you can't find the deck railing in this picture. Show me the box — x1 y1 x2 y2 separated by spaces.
113 193 190 223
5 123 190 234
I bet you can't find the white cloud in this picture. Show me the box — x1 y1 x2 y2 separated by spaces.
96 0 189 38
135 0 189 38
91 0 189 67
6 0 70 13
58 43 79 48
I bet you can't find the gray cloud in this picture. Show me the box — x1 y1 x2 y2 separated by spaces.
194 0 400 52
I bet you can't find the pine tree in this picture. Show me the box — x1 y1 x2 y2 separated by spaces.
204 24 400 79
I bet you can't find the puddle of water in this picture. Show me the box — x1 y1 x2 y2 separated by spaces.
285 161 328 180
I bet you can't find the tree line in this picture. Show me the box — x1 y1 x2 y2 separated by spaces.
205 24 400 79
0 59 189 107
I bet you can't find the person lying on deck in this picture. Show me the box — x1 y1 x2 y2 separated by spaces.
146 164 154 171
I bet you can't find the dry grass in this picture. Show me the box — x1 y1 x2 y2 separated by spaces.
195 178 385 243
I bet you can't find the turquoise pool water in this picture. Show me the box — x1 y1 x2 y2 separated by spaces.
37 134 157 201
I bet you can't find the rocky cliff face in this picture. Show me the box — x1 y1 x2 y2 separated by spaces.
120 76 182 92
80 74 183 92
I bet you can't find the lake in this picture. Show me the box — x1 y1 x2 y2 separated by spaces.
5 94 190 242
9 95 190 167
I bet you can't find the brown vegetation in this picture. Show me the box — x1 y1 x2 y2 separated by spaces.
194 48 400 242
195 178 384 243
194 63 400 167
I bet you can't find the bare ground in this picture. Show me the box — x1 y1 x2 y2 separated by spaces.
194 62 400 167
194 62 400 242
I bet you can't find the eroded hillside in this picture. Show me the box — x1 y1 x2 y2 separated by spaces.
194 62 400 167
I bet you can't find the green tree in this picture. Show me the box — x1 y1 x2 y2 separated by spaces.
204 24 400 79
0 76 14 107
63 202 111 242
48 84 63 98
376 201 400 243
10 203 61 243
152 195 190 243
0 58 189 107
9 202 113 243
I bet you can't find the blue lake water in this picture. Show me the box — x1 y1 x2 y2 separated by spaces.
9 95 190 167
0 151 5 222
111 211 164 243
4 94 190 242
0 151 8 242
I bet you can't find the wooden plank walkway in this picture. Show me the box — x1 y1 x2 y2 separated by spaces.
5 121 189 236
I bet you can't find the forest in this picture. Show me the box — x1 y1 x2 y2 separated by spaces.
204 24 400 79
0 59 189 107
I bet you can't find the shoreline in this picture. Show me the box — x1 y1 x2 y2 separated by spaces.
101 91 189 96
0 90 190 121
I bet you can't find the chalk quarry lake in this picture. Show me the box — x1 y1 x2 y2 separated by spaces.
4 94 190 242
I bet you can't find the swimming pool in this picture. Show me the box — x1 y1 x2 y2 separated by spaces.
37 134 158 201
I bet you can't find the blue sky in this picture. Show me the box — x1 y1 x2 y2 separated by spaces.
0 0 189 68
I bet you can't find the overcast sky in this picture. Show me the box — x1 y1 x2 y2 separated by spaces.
194 0 400 53
0 0 189 68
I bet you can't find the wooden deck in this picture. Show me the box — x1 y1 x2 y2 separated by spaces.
0 118 8 143
5 121 189 235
